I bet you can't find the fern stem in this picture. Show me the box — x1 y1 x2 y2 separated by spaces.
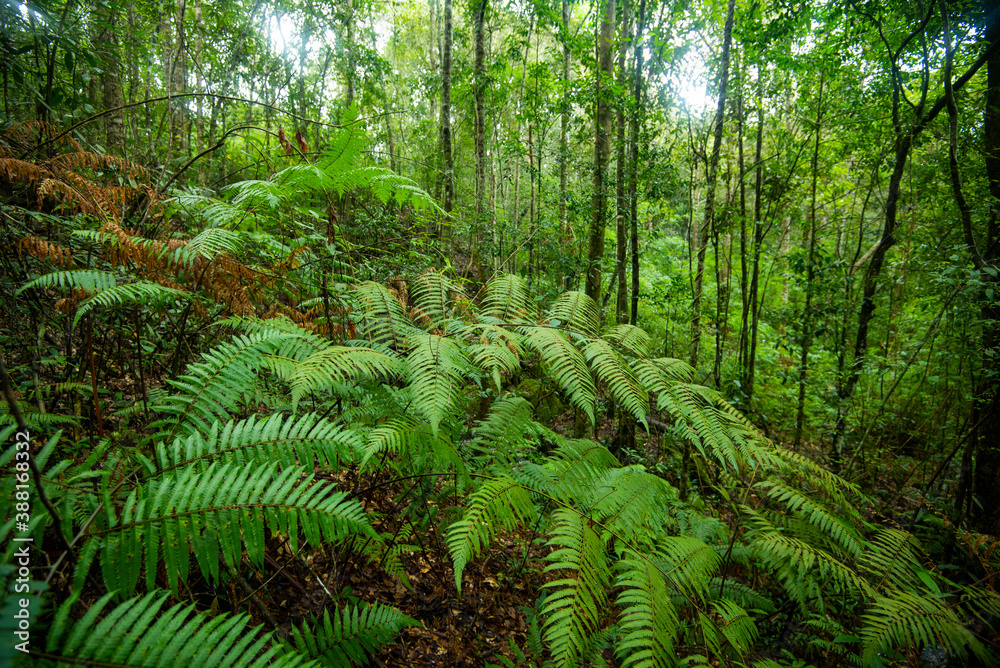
0 352 74 556
85 315 104 439
263 552 318 606
228 562 286 638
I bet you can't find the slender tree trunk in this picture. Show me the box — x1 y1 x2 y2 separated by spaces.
628 0 645 325
345 0 355 107
794 74 824 450
745 86 765 402
194 0 204 182
967 9 1000 534
473 0 489 280
170 0 187 157
94 4 124 152
560 0 572 249
585 0 616 302
690 0 735 369
441 0 454 226
615 0 632 324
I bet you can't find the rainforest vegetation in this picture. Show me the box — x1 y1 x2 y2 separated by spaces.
1 0 1000 665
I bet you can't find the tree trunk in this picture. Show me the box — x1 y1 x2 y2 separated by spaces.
169 0 187 157
794 74 824 450
615 0 632 325
744 91 764 404
93 4 124 152
628 0 646 325
560 0 572 249
473 0 489 280
690 0 735 369
585 0 616 302
971 10 1000 534
441 0 454 224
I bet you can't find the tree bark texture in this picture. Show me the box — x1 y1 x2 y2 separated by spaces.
585 0 616 302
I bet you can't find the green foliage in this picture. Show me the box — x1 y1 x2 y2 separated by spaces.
92 462 375 596
287 603 419 667
4 271 998 668
43 591 314 667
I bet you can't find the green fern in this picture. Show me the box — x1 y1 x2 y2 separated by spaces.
521 327 597 425
405 334 473 436
615 549 679 668
152 332 291 439
462 323 523 393
186 227 246 257
88 462 375 597
286 603 419 667
542 508 612 668
482 274 533 322
16 269 117 296
44 591 314 667
546 291 601 336
280 345 404 410
447 475 537 593
583 338 649 425
861 590 990 665
410 269 458 332
74 281 191 325
149 412 362 475
353 281 419 350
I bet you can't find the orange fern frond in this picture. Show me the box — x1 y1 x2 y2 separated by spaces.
19 236 75 268
0 158 54 186
54 287 92 314
51 151 152 182
37 178 98 215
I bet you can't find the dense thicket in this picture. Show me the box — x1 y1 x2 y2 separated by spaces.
1 0 999 665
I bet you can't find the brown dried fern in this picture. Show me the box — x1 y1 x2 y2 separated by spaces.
19 236 75 268
50 151 152 182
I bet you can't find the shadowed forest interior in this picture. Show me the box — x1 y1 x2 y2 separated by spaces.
2 0 1000 665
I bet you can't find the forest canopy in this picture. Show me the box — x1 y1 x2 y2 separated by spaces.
1 0 1000 665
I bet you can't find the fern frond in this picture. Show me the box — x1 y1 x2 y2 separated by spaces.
405 334 473 436
410 269 458 332
861 590 989 665
542 508 612 668
546 291 600 336
447 475 537 593
461 323 523 392
364 167 442 212
226 315 328 361
172 193 251 229
45 591 313 667
521 327 596 426
602 324 653 358
286 603 419 667
707 599 758 659
152 333 290 439
93 462 375 596
756 479 864 560
583 338 649 424
285 346 404 410
469 396 542 465
654 536 721 603
482 274 533 322
521 439 620 503
187 227 246 257
615 549 679 668
74 281 191 325
151 413 361 475
588 467 674 544
859 527 925 592
353 281 419 349
361 415 466 476
16 269 117 296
